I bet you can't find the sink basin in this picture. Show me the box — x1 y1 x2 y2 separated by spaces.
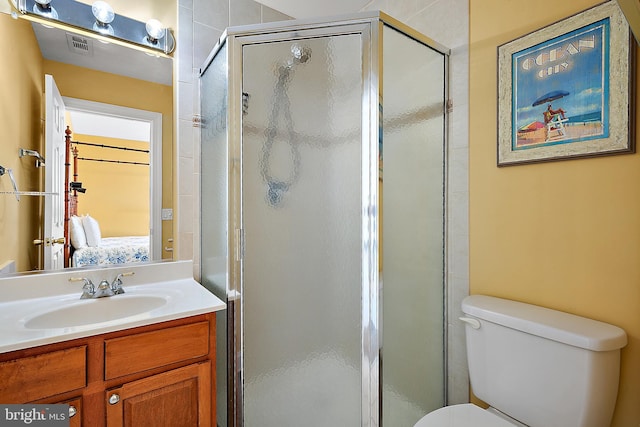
24 295 168 329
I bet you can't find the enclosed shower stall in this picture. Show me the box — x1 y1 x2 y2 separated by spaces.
200 12 448 427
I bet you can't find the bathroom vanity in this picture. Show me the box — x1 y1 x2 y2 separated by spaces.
0 260 225 426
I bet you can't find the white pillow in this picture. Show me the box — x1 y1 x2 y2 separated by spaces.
69 216 87 249
82 214 102 247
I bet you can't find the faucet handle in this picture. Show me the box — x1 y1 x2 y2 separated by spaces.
111 271 134 295
70 277 95 299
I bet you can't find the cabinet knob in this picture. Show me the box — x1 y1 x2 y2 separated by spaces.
68 406 77 418
109 394 120 405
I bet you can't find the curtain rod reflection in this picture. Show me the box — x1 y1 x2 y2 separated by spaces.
76 157 149 166
72 140 150 154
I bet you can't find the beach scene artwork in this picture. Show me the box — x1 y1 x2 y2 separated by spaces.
512 18 609 150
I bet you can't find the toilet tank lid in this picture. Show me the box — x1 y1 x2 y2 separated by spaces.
462 295 627 351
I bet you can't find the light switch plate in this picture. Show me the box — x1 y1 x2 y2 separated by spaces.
161 208 173 221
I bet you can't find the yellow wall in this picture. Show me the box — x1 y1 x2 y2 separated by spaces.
42 60 174 258
71 134 149 238
0 14 44 271
470 1 640 425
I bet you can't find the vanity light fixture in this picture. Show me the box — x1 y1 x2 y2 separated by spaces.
9 0 176 56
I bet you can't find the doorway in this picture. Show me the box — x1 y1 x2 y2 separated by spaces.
62 97 163 260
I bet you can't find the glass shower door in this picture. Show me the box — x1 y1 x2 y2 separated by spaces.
240 33 364 426
381 25 447 426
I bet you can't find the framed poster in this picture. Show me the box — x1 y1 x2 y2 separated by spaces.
497 1 634 166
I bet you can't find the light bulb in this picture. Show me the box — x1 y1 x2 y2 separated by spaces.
145 19 165 43
92 1 114 25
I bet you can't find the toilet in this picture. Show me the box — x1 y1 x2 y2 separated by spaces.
416 295 627 427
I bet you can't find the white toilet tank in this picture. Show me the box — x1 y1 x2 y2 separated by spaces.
461 295 627 427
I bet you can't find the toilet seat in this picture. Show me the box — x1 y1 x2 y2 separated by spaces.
414 404 519 427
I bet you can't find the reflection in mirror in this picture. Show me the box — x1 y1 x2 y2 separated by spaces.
13 0 176 56
0 4 174 274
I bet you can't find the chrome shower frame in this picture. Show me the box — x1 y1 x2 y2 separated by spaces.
200 11 450 427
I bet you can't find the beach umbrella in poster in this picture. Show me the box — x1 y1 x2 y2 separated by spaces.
519 121 545 132
532 90 570 106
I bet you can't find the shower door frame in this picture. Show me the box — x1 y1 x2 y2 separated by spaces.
229 19 379 427
205 11 451 427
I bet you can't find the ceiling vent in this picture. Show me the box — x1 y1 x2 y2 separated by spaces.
66 33 93 56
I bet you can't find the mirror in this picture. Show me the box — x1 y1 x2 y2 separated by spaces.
0 0 175 274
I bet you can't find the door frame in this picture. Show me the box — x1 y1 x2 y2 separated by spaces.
62 97 163 261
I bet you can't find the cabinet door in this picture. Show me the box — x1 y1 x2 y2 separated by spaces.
60 397 82 427
106 362 211 427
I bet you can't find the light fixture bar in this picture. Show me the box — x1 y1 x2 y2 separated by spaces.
11 0 175 55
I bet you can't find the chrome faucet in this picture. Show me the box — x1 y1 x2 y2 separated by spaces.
111 272 134 295
70 271 134 299
71 277 95 299
94 280 115 298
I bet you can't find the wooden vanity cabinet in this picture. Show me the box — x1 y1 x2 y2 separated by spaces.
0 313 216 427
105 362 211 427
0 345 86 401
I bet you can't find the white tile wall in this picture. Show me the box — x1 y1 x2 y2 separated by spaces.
177 0 469 409
176 0 295 281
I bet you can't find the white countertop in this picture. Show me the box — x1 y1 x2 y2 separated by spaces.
0 260 226 353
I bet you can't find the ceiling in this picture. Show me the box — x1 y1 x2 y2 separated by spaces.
258 0 371 19
67 110 151 142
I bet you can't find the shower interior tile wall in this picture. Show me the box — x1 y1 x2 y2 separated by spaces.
176 0 292 280
177 0 469 406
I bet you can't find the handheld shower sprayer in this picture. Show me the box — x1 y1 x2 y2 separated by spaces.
261 43 312 207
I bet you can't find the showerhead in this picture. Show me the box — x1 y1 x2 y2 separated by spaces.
291 43 311 64
281 43 312 70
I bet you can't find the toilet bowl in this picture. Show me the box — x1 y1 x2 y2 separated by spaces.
414 404 519 427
